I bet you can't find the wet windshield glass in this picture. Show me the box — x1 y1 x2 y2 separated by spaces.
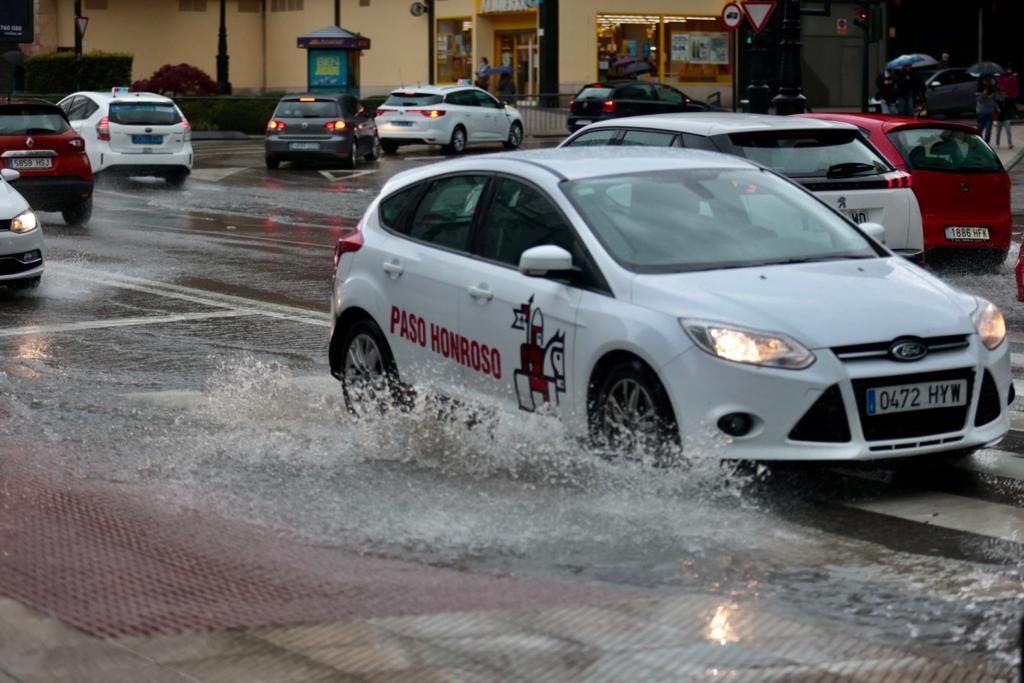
383 93 443 107
274 99 340 118
565 168 878 273
0 108 70 135
109 102 182 126
889 127 1002 172
575 87 613 100
728 130 888 178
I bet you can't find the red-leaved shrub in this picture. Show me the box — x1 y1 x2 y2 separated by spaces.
132 63 220 96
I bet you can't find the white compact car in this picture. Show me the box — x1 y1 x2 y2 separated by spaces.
374 85 524 155
57 90 193 186
561 113 924 257
329 147 1011 462
0 169 44 289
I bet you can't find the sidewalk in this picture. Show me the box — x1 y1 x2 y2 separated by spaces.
992 122 1024 170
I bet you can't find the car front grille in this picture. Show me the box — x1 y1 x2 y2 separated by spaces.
852 368 974 441
789 384 851 443
0 219 11 231
0 256 39 276
974 370 1002 427
832 335 970 362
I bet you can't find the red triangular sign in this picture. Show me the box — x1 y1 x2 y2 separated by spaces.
742 1 776 33
76 16 89 38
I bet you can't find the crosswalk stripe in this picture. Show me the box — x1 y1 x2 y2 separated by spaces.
955 447 1024 481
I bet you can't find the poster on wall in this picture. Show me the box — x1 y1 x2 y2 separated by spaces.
308 50 347 89
670 33 690 62
687 32 729 64
437 34 449 62
0 0 33 42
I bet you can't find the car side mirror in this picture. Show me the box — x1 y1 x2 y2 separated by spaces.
859 221 886 244
1 168 20 183
519 245 573 276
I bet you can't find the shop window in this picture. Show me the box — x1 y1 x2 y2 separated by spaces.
179 0 207 10
662 16 733 85
596 14 661 83
271 0 303 11
436 18 472 84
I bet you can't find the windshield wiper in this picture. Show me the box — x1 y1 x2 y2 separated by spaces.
826 162 880 178
772 254 876 265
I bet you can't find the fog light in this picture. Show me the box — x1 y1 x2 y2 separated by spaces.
19 250 41 263
717 412 754 437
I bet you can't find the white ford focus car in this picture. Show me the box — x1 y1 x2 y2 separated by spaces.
0 169 44 289
329 148 1010 462
561 114 924 258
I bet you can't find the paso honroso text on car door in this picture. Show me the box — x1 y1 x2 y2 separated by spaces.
457 176 584 417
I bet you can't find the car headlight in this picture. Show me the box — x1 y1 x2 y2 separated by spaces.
10 210 38 234
681 319 815 370
972 298 1006 350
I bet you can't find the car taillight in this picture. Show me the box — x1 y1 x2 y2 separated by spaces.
408 109 446 118
602 100 616 113
68 136 85 149
181 115 191 142
97 116 110 141
374 108 392 117
266 120 286 131
569 98 576 111
325 120 348 130
886 172 913 189
333 227 363 273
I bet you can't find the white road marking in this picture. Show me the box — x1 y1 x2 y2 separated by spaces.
318 169 377 182
0 310 253 338
843 491 1024 544
188 167 247 182
957 447 1024 480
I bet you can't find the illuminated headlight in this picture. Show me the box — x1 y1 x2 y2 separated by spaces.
972 298 1006 350
10 211 38 234
681 319 815 369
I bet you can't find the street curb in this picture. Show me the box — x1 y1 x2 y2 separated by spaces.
192 131 250 141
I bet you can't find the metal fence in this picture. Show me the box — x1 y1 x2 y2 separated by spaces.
505 93 573 138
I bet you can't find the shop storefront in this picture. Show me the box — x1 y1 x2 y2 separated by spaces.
435 17 474 84
475 0 538 98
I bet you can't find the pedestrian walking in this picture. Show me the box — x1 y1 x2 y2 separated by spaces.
895 64 920 116
994 87 1017 148
997 62 1020 101
475 57 490 90
938 52 951 69
976 74 997 143
876 69 898 114
498 72 515 102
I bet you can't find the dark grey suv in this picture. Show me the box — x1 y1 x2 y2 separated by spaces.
265 94 380 170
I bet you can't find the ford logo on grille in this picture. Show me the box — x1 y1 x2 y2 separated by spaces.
889 338 928 362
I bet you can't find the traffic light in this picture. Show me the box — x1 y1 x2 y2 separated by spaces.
853 3 884 43
853 7 868 29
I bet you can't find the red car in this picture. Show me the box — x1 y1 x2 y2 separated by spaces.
0 100 94 225
800 113 1010 269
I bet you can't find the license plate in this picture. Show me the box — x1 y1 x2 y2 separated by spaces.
842 209 869 224
132 135 162 145
866 379 968 416
389 121 414 127
289 142 320 151
945 226 990 241
8 158 52 170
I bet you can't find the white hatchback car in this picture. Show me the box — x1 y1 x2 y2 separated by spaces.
57 90 193 186
374 85 524 155
330 148 1011 462
561 113 924 257
0 169 44 289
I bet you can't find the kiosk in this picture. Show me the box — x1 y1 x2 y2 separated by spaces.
297 26 371 97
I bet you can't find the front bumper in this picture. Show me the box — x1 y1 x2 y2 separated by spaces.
661 337 1011 461
0 227 44 282
13 177 93 212
265 134 354 160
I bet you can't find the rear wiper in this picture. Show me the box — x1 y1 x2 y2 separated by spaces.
24 128 58 135
826 162 879 178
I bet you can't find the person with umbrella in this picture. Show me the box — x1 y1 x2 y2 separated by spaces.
895 64 921 116
476 57 491 91
876 69 898 114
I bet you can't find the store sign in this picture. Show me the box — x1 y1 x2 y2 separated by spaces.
478 0 537 13
0 0 34 43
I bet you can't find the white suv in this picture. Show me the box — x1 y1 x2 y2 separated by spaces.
374 85 524 155
57 90 193 186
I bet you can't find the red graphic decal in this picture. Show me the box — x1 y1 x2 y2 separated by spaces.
511 296 566 413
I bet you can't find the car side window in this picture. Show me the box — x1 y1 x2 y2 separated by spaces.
473 90 502 109
78 97 99 120
679 133 718 151
59 97 79 119
476 178 583 268
654 85 684 104
617 84 654 100
620 130 676 146
379 183 421 231
449 90 476 107
564 129 619 147
408 175 489 252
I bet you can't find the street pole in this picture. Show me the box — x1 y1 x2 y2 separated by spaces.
216 0 231 94
538 0 558 107
772 0 807 115
427 0 435 84
860 12 869 112
746 31 771 114
74 0 83 91
335 0 341 27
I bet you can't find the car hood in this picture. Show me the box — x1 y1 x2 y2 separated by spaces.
631 257 978 349
0 179 30 218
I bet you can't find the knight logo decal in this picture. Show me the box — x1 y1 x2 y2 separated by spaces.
511 296 566 412
837 196 847 210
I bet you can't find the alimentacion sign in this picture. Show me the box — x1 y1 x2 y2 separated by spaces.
0 0 34 43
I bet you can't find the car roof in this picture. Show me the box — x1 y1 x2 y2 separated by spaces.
78 91 175 104
0 98 61 110
576 112 859 136
279 93 352 101
799 112 980 136
388 85 480 95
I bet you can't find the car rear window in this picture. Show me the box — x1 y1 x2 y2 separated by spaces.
0 107 70 135
727 130 889 179
109 102 182 126
274 99 341 118
888 127 1002 173
575 87 613 101
384 92 443 107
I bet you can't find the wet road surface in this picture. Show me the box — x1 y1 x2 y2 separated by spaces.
1 139 1023 679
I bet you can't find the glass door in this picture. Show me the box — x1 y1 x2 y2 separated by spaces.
494 31 539 100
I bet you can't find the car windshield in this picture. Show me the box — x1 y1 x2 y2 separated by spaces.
727 130 888 179
888 127 1002 173
108 102 182 126
384 92 443 107
0 107 70 135
564 167 879 273
575 86 613 100
274 99 340 118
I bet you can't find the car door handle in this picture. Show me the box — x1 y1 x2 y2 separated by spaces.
467 284 493 301
382 260 404 277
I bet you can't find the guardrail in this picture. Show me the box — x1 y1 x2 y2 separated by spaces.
507 93 573 138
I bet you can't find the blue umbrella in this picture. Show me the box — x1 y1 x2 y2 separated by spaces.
612 56 644 68
886 53 938 70
486 65 513 75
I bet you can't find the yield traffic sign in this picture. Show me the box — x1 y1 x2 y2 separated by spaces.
75 15 89 39
720 3 744 30
742 1 777 33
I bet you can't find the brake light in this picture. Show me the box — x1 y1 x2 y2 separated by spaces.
97 116 110 142
266 120 286 131
374 108 392 117
886 172 913 189
181 115 191 142
333 226 363 273
299 97 316 102
325 120 348 130
407 109 446 118
602 100 616 113
569 98 576 111
68 136 85 149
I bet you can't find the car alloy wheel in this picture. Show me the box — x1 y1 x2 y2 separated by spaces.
600 378 659 446
590 359 678 461
448 127 466 154
504 122 523 150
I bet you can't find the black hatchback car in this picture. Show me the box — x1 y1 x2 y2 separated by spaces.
265 93 380 170
567 81 714 133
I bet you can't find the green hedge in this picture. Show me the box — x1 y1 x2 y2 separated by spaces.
176 97 280 135
25 52 133 94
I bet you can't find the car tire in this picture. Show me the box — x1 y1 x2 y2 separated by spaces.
381 140 399 155
11 276 41 290
341 141 357 170
165 170 188 188
502 122 523 150
589 357 678 460
61 197 93 226
265 157 281 170
365 136 382 162
444 126 467 155
336 318 402 415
